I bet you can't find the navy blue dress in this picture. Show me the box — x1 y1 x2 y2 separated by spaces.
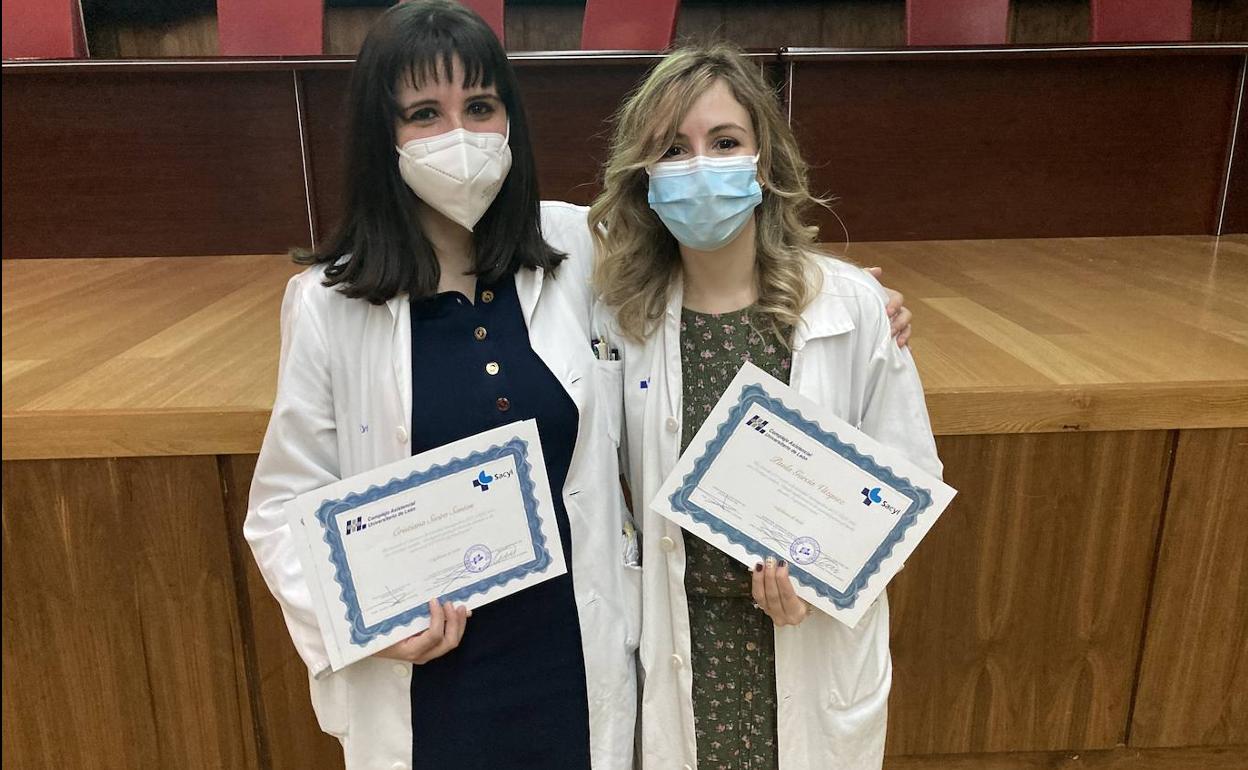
407 275 591 769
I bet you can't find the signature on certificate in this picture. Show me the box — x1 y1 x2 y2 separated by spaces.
433 543 523 594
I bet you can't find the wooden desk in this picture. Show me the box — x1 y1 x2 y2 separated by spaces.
3 236 1245 768
2 254 299 459
5 235 1245 460
854 234 1248 433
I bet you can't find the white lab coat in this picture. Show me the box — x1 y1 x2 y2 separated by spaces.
605 255 942 770
245 202 640 770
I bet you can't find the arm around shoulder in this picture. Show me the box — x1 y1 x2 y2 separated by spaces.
856 288 943 481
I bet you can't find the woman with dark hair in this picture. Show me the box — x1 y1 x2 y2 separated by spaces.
244 3 638 768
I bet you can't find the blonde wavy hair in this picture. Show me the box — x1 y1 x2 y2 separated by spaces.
590 43 827 343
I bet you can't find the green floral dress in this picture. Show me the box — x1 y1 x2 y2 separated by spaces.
680 305 792 770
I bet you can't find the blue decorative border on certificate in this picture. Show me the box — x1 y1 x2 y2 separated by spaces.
670 384 933 610
315 437 552 646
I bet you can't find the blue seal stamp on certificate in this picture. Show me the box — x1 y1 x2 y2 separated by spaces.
463 544 493 573
789 536 820 565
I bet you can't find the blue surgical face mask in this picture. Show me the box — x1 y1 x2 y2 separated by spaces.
647 154 763 251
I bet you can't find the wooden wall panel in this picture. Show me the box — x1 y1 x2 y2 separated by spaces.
789 53 1243 241
506 4 583 51
1129 428 1248 747
0 457 258 768
886 431 1172 755
678 2 828 48
1195 0 1248 42
1010 0 1091 45
517 61 659 204
1 71 309 258
884 744 1248 769
1222 58 1248 235
302 68 353 243
7 50 1243 254
220 454 345 770
86 14 218 58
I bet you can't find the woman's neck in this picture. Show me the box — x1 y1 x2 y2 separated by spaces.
679 217 758 315
417 202 477 298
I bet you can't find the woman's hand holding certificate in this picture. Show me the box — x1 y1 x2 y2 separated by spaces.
751 558 811 627
374 598 471 664
652 363 957 628
285 420 565 670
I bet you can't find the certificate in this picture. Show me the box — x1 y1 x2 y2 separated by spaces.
652 362 956 628
286 419 565 670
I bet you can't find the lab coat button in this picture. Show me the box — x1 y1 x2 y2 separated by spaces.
392 664 408 677
671 654 684 668
392 763 410 770
665 417 679 433
660 536 676 552
396 426 409 444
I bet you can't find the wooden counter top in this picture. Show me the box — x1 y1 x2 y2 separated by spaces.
4 236 1247 460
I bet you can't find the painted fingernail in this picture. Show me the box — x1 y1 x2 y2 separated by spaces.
754 562 764 572
765 557 776 568
778 560 787 568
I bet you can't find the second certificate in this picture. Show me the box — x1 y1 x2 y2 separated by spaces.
653 362 955 628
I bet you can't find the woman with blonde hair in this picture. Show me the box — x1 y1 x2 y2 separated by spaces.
591 44 943 769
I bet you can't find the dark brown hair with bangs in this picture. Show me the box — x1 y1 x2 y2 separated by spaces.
297 0 562 302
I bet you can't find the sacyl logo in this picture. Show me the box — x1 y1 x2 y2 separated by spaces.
472 468 515 492
746 415 769 433
861 487 903 515
344 516 367 535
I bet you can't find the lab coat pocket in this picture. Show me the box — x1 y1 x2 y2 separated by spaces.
593 359 625 446
308 667 351 739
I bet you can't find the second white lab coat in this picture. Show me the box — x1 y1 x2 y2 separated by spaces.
604 255 943 770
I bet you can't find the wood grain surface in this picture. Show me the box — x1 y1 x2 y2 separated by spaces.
4 235 1246 459
851 234 1248 434
220 454 345 770
884 744 1248 769
5 48 1244 260
886 431 1171 754
1221 64 1248 236
1129 428 1248 748
2 254 297 459
788 52 1243 240
1 70 311 259
1 456 259 768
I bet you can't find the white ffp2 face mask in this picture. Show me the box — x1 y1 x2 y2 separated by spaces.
396 125 512 231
